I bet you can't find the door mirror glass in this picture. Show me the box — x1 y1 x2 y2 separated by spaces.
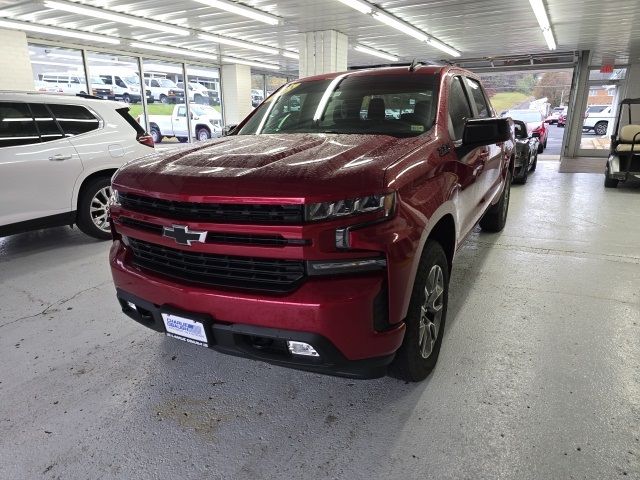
462 118 512 146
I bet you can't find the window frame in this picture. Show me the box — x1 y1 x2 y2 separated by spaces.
447 75 474 142
464 77 493 119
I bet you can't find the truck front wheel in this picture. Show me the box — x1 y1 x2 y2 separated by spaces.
196 127 211 141
480 168 512 232
150 127 162 144
389 240 449 382
160 94 168 104
594 121 608 136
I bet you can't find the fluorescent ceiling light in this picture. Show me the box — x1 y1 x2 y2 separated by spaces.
427 37 461 57
43 0 190 36
0 19 120 44
528 0 556 51
335 0 461 57
31 60 78 67
192 0 280 25
130 42 217 60
542 28 556 51
198 33 278 55
354 44 398 62
222 56 279 70
372 11 429 42
336 0 372 14
282 51 299 60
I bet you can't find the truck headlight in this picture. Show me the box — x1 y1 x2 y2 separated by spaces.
305 192 395 222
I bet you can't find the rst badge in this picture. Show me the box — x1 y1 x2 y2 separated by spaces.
162 225 207 246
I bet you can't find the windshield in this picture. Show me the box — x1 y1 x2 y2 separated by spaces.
192 105 218 116
238 74 438 137
159 78 177 88
508 110 542 124
123 76 140 86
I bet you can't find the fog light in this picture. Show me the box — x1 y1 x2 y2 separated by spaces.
287 341 319 357
126 301 137 311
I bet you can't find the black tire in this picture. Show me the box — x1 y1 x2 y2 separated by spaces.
194 94 203 104
604 166 619 188
160 94 168 104
76 176 113 241
196 127 211 142
122 93 131 104
178 137 189 143
389 240 449 382
479 168 512 232
594 121 608 136
537 142 544 153
150 127 162 144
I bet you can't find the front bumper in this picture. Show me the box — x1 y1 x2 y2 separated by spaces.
116 289 395 378
110 241 405 378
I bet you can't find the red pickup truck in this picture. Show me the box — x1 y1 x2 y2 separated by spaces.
108 65 514 382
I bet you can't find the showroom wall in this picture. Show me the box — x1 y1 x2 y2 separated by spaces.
0 29 34 90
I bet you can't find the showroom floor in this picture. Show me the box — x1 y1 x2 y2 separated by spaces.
1 160 638 480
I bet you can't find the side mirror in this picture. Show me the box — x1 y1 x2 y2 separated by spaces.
462 118 511 147
222 124 238 136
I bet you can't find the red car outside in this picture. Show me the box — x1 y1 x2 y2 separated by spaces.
108 65 515 381
505 109 548 153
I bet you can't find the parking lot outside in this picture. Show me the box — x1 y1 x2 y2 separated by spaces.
1 160 638 480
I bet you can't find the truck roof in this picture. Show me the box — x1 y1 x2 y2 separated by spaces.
298 65 477 83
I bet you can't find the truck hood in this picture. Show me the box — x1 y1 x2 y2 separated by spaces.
113 133 426 199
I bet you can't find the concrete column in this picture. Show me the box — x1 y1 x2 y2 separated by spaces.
0 29 34 90
563 50 591 158
221 63 252 126
299 30 348 78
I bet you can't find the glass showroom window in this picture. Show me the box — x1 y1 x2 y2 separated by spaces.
85 51 143 108
186 65 224 142
251 73 265 108
265 75 288 98
142 58 189 144
28 44 86 96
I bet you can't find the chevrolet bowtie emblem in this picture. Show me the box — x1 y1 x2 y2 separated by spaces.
162 225 207 246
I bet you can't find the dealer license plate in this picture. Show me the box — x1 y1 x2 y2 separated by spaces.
161 313 208 347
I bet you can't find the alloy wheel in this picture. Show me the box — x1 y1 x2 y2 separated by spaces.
90 186 112 233
418 265 445 359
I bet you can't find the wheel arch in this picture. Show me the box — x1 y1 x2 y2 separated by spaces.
73 168 118 214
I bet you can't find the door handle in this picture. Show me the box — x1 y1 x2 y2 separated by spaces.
48 154 72 161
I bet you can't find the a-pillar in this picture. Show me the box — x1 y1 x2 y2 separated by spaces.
221 63 252 126
299 30 348 78
0 29 34 90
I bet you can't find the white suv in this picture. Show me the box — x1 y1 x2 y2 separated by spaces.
0 92 154 240
583 104 613 136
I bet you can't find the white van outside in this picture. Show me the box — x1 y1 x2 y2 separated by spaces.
89 67 144 103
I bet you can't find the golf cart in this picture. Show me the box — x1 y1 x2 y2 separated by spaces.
605 98 640 188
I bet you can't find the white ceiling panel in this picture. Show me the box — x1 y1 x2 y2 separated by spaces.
0 0 638 74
